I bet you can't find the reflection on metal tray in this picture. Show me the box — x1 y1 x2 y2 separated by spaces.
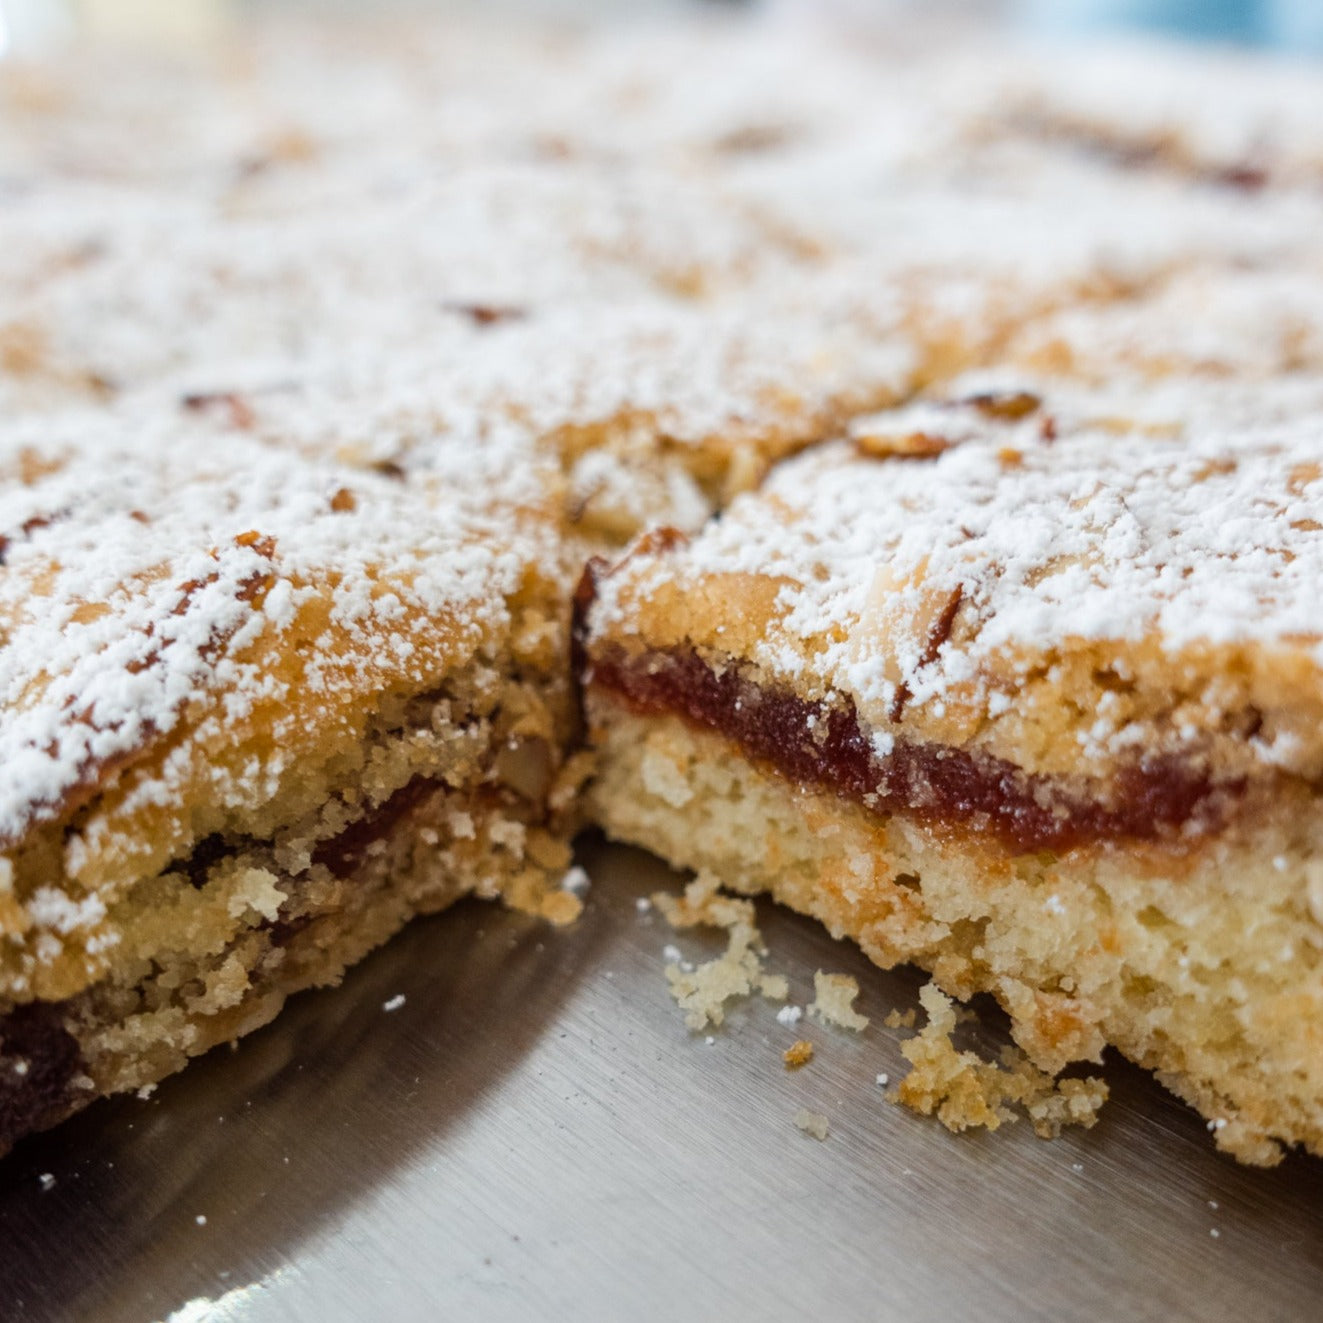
1 837 1321 1322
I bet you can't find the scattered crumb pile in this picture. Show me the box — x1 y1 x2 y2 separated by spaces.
794 1108 830 1141
651 877 1107 1144
808 972 870 1032
894 983 1108 1138
783 1040 815 1070
652 872 788 1030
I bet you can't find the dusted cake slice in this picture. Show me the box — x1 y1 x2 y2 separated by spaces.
580 383 1323 1165
0 411 582 1154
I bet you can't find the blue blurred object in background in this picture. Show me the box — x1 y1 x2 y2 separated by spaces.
1267 0 1323 48
1018 0 1323 49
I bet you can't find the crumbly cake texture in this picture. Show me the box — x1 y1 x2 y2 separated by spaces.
896 984 1108 1140
6 6 1323 1160
651 872 788 1032
583 381 1323 1166
0 412 585 1153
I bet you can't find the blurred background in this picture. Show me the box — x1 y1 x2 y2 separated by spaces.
2 0 1323 56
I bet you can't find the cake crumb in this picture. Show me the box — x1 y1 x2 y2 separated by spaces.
136 1083 157 1100
654 873 785 1031
537 888 584 927
809 971 869 1032
892 982 1108 1138
884 1008 917 1030
382 994 406 1013
794 1108 830 1140
783 1040 814 1070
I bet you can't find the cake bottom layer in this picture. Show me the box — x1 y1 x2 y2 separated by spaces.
0 787 574 1155
587 702 1323 1165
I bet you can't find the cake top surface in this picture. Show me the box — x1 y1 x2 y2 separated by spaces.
5 7 1323 424
6 5 1323 826
588 374 1323 779
0 403 566 856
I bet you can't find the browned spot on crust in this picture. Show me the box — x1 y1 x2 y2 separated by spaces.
234 530 277 558
713 124 793 155
442 301 527 326
181 390 256 431
855 429 952 461
0 508 72 566
965 389 1041 421
891 585 965 722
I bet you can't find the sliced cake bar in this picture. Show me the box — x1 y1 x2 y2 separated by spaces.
582 382 1323 1165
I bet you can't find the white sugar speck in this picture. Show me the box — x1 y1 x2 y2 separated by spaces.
561 865 591 898
383 994 406 1013
776 1004 803 1027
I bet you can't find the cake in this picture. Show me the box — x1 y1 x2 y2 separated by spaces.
4 5 1323 1163
0 404 594 1153
580 382 1323 1166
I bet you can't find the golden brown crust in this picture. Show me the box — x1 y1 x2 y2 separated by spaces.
585 382 1323 793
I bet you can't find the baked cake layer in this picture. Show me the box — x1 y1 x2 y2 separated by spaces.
581 383 1323 1164
0 412 583 1153
7 6 1323 1165
587 706 1323 1165
0 786 569 1152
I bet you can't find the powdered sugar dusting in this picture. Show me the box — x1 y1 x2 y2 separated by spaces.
0 406 559 846
594 374 1323 766
6 7 1323 833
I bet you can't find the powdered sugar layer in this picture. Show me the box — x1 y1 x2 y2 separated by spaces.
593 377 1323 747
6 7 1323 834
0 407 559 845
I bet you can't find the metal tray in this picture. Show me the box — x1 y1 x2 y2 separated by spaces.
2 836 1321 1322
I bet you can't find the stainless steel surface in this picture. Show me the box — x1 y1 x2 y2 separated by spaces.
2 836 1321 1322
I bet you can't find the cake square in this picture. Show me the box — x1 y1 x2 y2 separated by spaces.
581 382 1323 1165
0 409 582 1153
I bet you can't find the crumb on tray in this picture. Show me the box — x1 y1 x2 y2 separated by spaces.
794 1108 830 1140
809 971 869 1032
892 982 1108 1137
783 1039 814 1070
653 872 787 1030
